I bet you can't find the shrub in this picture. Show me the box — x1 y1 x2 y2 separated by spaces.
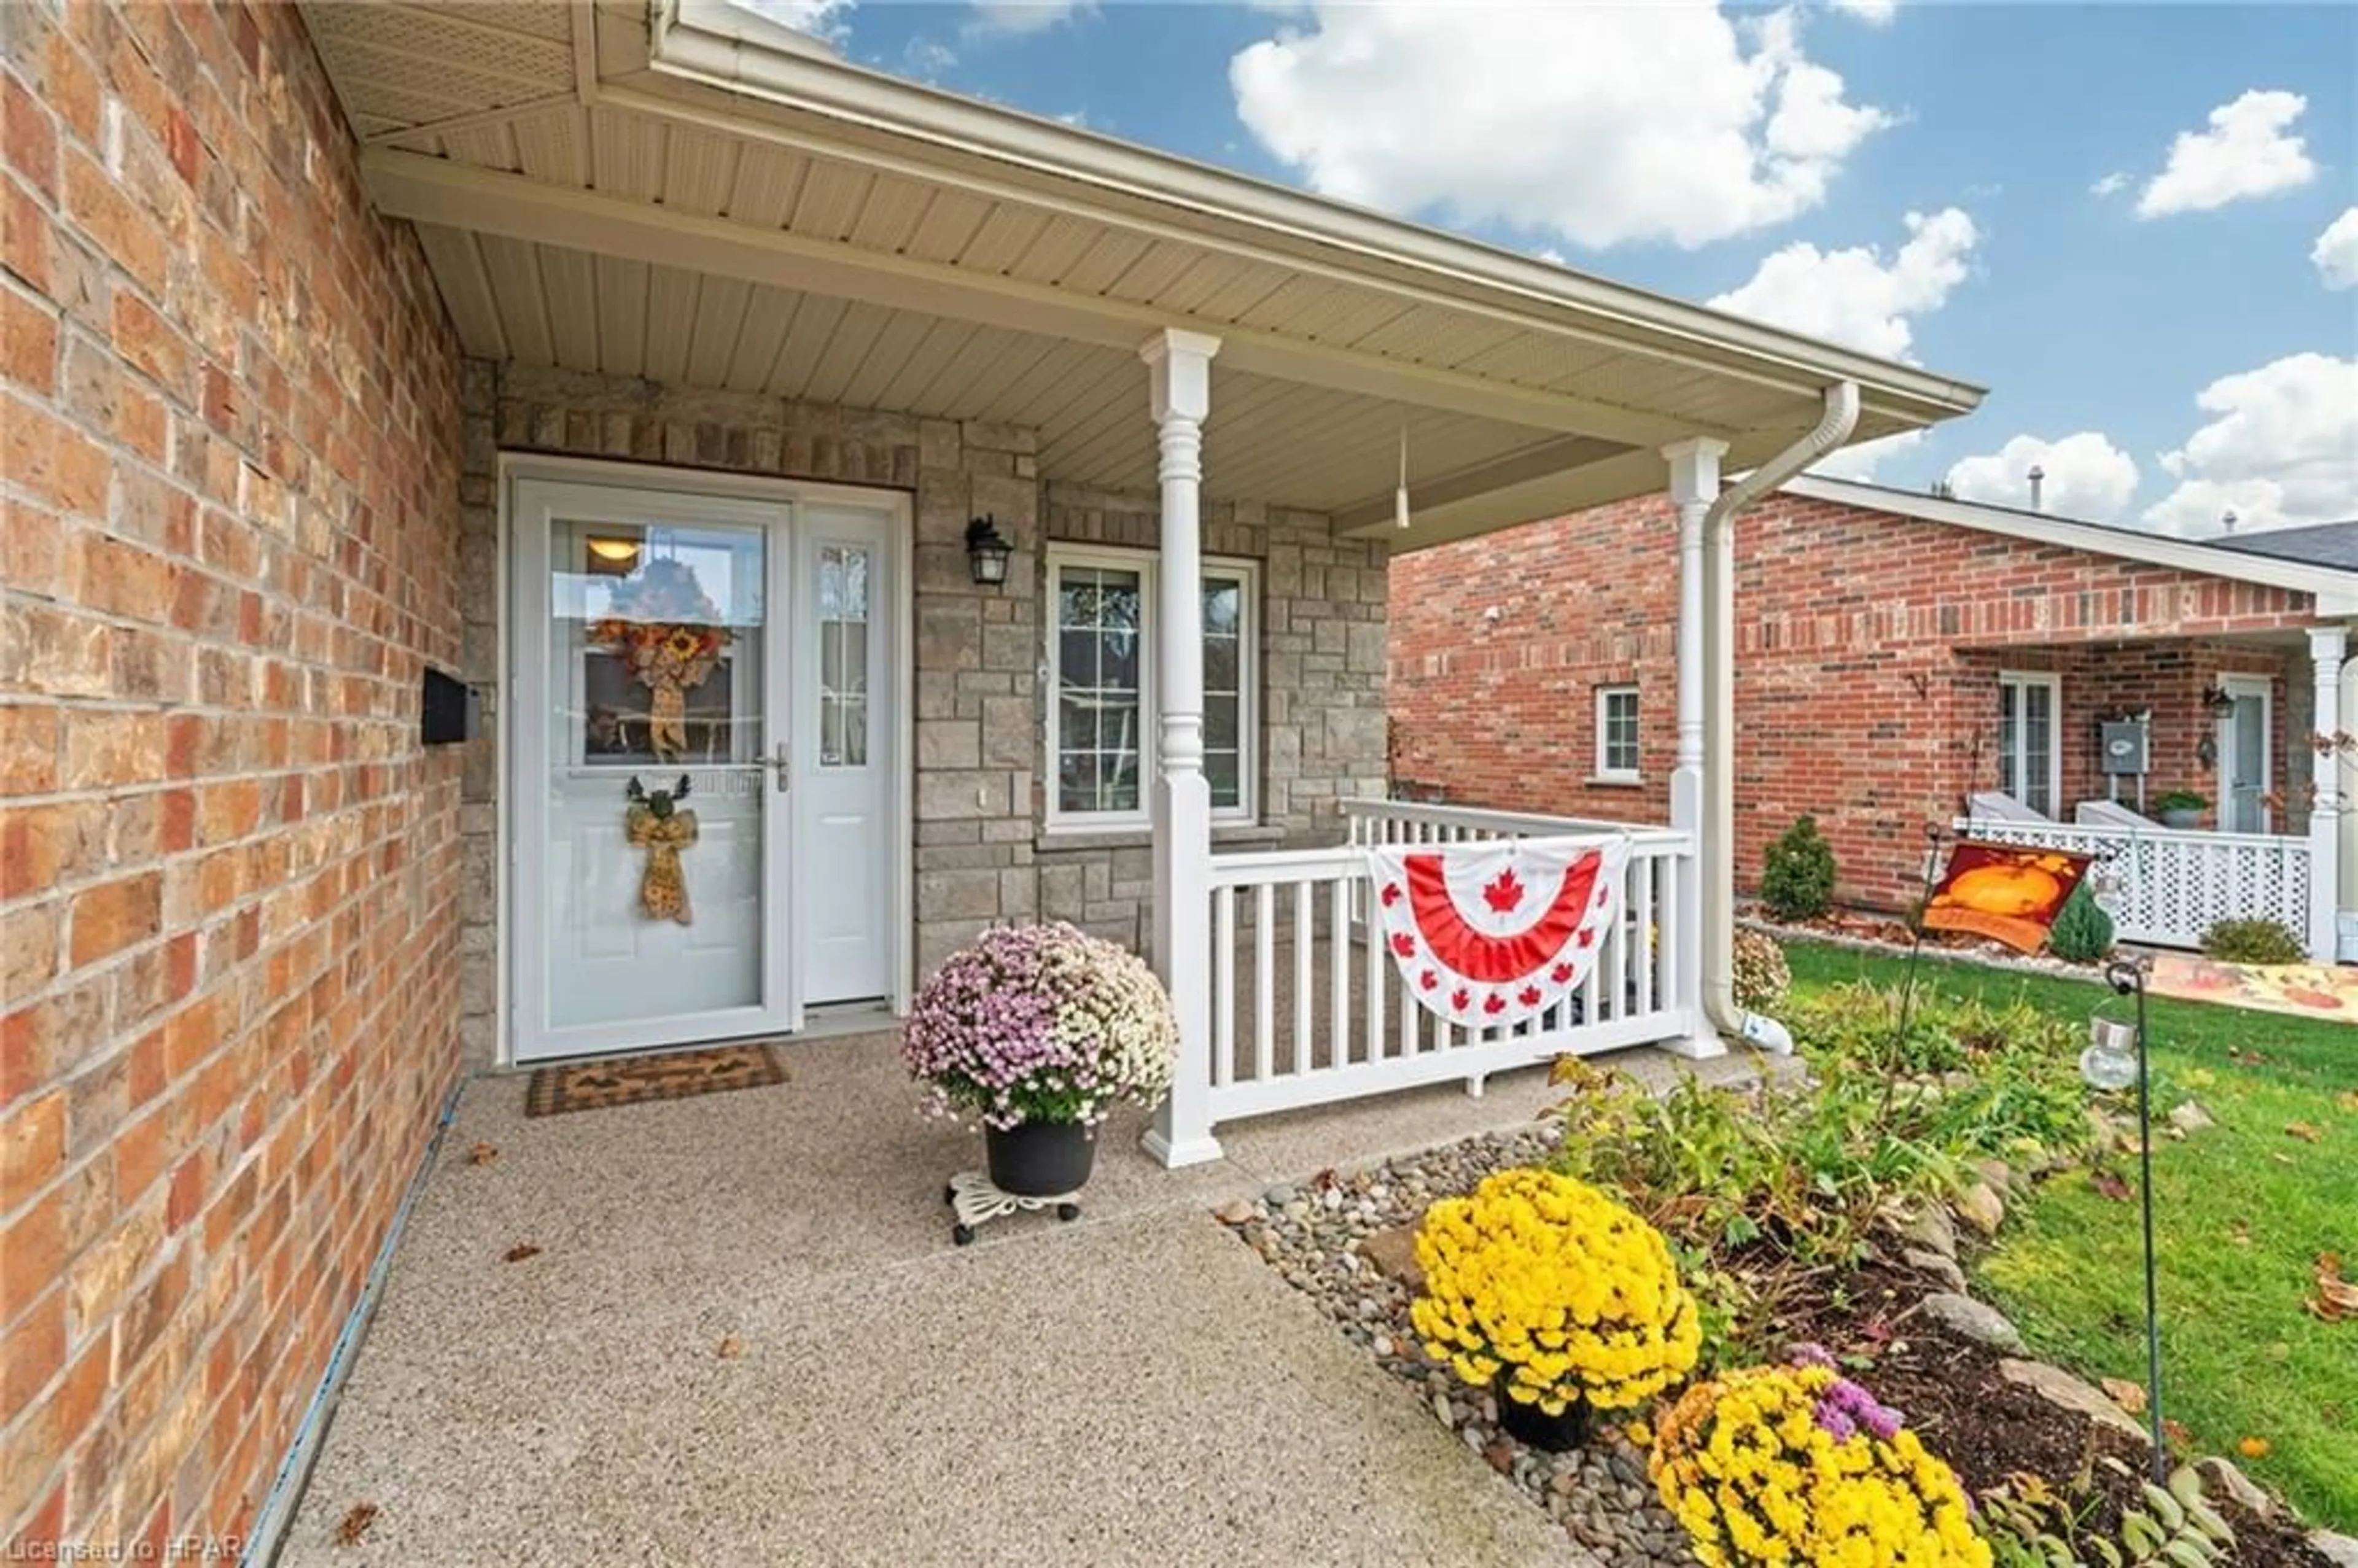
2154 788 2208 813
1651 1349 1991 1568
1549 981 2095 1348
902 921 1177 1128
1759 815 1837 922
2200 917 2305 965
1731 929 1792 1012
2044 882 2115 963
1411 1168 1701 1414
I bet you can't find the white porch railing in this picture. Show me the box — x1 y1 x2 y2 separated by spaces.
1953 817 2313 951
1196 805 1694 1131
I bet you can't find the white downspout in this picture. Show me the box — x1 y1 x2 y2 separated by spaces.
1703 382 1861 1051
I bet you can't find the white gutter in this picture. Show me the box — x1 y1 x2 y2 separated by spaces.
1703 383 1861 1052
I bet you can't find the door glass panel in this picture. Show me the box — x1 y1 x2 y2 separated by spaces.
2228 695 2264 831
2023 681 2053 817
818 545 871 768
546 517 768 1030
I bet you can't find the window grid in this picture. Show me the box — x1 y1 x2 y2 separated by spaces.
1595 686 1641 779
1055 565 1146 816
1046 549 1258 827
817 545 871 768
1997 672 2060 818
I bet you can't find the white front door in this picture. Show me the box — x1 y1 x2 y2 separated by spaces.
509 475 900 1063
2217 675 2271 834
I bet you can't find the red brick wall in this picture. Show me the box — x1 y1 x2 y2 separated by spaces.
2 3 463 1555
1389 493 2321 909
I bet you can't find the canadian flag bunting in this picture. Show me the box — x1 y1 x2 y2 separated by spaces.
1365 837 1633 1030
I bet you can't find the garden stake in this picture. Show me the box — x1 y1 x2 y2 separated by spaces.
2106 955 2169 1480
1884 824 1952 1095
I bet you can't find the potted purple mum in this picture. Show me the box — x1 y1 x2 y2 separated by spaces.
903 921 1179 1195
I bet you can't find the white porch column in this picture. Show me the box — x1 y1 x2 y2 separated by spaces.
2308 623 2348 963
1662 438 1728 1057
1142 328 1224 1168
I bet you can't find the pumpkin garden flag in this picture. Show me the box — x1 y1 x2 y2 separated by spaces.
1366 837 1632 1029
1921 840 2095 954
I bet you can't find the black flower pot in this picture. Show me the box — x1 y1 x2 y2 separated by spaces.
1496 1389 1591 1452
985 1119 1096 1197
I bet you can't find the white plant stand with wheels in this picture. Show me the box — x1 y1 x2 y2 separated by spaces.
944 1173 1082 1245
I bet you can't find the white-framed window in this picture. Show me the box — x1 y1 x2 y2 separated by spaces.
1593 685 1641 782
1046 546 1259 829
1996 670 2062 818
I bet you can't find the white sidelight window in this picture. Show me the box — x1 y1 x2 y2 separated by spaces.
1046 546 1258 828
1594 685 1641 782
1997 670 2062 818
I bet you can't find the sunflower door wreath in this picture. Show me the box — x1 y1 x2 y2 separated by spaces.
590 556 731 764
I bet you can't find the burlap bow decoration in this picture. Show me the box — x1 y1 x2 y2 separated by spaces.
625 776 698 925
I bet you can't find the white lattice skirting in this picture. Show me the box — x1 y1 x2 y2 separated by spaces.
1953 818 2311 951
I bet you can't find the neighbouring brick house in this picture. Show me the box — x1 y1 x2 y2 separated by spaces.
1390 475 2355 952
1 1 1987 1556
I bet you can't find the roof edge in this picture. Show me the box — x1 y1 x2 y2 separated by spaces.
653 0 1984 425
1783 474 2357 604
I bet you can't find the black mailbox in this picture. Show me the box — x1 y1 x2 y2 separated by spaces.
421 667 477 745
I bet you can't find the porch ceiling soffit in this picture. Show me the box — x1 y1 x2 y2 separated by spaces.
365 149 1712 454
409 217 1578 513
312 0 1982 529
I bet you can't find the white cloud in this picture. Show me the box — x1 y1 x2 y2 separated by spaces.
1707 208 1977 360
1810 429 1926 482
2089 171 2129 198
732 0 853 43
2313 208 2358 290
2142 353 2358 534
1827 0 1896 23
1945 433 2141 521
2134 90 2316 218
900 36 959 79
968 0 1090 36
1230 4 1893 250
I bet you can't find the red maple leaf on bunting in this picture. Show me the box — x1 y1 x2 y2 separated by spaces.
1576 928 1597 949
1418 969 1439 990
1451 988 1471 1011
1551 963 1575 984
1483 993 1508 1015
1518 985 1543 1007
1482 867 1525 914
1380 883 1403 907
1390 933 1417 958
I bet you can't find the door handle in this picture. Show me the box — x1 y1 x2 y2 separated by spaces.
768 741 790 793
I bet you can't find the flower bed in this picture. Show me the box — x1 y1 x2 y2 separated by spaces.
1224 1136 2329 1568
1221 952 2343 1567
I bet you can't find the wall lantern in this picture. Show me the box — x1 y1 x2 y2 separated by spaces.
2199 684 2235 717
965 514 1014 586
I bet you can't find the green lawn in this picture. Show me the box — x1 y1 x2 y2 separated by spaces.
1780 941 2358 1529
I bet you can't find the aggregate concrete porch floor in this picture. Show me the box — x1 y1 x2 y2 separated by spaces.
281 1031 1758 1567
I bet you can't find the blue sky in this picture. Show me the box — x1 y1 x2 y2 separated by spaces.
757 1 2356 535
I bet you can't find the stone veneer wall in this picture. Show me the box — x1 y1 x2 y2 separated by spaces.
454 363 1389 1059
2 1 465 1553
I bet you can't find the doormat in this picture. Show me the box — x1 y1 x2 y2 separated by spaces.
523 1044 788 1117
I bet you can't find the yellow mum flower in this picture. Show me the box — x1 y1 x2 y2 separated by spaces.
1409 1168 1700 1416
1650 1363 1991 1568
